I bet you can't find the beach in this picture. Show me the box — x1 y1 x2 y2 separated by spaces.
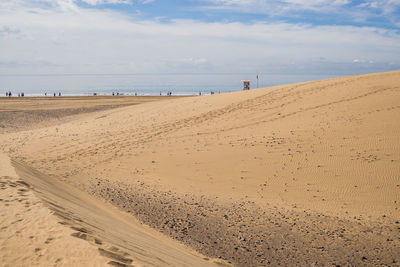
1 71 399 266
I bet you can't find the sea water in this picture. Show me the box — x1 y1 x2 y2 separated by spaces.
0 73 339 96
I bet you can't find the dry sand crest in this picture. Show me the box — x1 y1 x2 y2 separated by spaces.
1 71 399 266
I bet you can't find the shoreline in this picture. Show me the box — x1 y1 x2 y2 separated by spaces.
0 95 195 99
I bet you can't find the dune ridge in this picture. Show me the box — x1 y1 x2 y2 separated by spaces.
10 157 227 267
1 71 400 266
0 153 110 266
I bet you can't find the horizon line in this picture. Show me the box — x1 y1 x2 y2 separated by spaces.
0 72 339 77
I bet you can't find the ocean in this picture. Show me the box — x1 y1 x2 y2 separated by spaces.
0 73 339 96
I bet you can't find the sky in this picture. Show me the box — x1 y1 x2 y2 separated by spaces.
0 0 400 79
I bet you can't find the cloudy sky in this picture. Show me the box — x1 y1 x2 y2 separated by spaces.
0 0 400 77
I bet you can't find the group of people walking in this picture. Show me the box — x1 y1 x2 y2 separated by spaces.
45 92 62 97
5 91 25 97
4 90 220 97
4 91 63 97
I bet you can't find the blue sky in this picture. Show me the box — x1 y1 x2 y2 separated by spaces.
77 0 400 28
0 0 399 78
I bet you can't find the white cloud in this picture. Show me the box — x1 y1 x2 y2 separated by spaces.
358 0 400 13
282 0 349 8
0 0 399 75
81 0 132 5
203 0 400 20
203 0 350 12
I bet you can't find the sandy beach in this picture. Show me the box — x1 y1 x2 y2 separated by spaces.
1 71 400 266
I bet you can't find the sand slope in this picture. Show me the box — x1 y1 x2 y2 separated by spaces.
10 159 227 267
0 96 180 133
1 97 226 267
0 153 109 267
1 71 400 265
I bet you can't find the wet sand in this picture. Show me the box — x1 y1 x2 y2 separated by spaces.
1 71 400 266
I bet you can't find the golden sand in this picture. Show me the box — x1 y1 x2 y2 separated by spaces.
1 71 399 266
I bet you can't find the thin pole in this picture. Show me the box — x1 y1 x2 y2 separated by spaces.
256 72 259 88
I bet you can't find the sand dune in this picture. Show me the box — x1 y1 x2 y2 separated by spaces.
1 71 400 266
1 152 224 267
11 157 227 267
1 97 225 267
0 96 181 134
0 153 109 266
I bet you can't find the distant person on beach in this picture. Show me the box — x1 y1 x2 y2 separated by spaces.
54 92 56 97
45 92 47 96
8 91 11 97
21 92 24 97
59 92 61 97
6 92 8 97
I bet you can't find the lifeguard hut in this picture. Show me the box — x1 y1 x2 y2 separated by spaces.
242 80 250 90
